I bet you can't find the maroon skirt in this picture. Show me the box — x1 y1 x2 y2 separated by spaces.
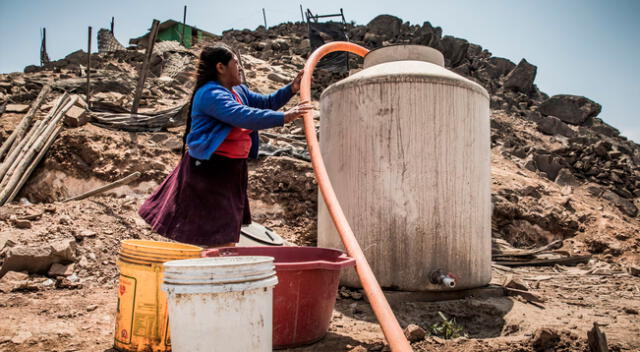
138 154 251 246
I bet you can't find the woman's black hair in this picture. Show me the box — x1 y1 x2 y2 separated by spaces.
181 44 234 155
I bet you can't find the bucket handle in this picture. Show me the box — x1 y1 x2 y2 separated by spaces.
202 248 356 270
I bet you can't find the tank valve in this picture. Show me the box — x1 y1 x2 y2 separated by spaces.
430 269 457 289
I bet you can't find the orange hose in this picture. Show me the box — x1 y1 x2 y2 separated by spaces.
300 42 413 352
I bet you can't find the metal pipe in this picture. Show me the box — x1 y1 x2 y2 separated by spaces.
430 269 457 289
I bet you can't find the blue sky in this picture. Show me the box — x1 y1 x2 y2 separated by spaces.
1 0 638 142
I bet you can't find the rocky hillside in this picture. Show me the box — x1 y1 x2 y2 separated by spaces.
0 14 639 352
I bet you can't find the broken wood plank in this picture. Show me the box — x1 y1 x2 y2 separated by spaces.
495 255 591 267
64 171 141 202
492 239 563 258
587 322 608 352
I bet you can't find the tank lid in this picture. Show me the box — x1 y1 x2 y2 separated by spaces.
240 222 285 246
364 45 444 68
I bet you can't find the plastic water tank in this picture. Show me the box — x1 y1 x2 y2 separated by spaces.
317 45 491 291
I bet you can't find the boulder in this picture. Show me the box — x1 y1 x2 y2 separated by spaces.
555 168 581 187
64 50 88 65
538 95 602 125
537 115 575 137
602 190 638 217
533 153 567 180
0 239 77 277
0 271 29 293
504 58 537 93
440 36 469 67
366 15 403 41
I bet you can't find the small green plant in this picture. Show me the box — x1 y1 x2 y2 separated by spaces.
429 311 466 339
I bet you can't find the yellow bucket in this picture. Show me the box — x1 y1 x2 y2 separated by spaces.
113 240 202 352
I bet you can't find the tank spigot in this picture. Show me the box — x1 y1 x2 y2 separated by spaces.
430 269 457 289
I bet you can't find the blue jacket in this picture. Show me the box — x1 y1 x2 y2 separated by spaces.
187 81 293 160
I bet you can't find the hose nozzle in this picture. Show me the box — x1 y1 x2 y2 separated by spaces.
430 269 457 288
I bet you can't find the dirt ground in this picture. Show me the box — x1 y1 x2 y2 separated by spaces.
0 123 638 352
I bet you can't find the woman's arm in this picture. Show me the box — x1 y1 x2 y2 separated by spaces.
240 84 293 111
198 87 284 130
241 70 305 111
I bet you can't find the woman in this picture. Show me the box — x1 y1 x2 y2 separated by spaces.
139 44 312 247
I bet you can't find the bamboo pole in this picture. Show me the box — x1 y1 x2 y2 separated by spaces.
6 125 62 203
0 96 76 204
131 19 160 114
0 85 51 160
64 171 141 202
0 93 67 181
1 119 45 191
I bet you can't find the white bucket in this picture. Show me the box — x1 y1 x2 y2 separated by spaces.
162 256 278 352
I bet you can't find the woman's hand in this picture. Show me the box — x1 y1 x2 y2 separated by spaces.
290 70 304 94
284 100 313 123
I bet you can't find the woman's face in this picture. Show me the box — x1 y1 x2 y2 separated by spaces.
218 55 242 87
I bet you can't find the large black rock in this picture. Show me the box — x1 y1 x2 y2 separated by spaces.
504 58 537 93
539 95 602 125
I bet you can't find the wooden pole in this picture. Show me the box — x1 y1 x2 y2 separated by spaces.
6 125 62 203
131 19 160 114
262 8 267 28
299 5 304 22
0 95 76 205
86 26 92 109
64 171 141 202
110 17 114 34
0 85 51 160
182 5 187 47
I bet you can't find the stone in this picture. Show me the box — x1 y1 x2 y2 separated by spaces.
64 105 89 127
0 239 76 277
537 115 575 137
488 57 516 78
267 72 289 84
532 153 567 180
48 263 75 277
11 216 32 229
555 168 581 187
404 323 427 342
0 271 29 293
504 58 537 93
531 327 560 351
440 36 469 67
64 49 88 65
602 190 638 217
538 94 602 125
366 15 403 41
10 331 32 345
6 104 30 113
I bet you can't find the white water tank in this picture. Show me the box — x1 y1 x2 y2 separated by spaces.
317 45 491 291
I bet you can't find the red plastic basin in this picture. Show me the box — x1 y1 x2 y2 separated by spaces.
202 246 355 349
